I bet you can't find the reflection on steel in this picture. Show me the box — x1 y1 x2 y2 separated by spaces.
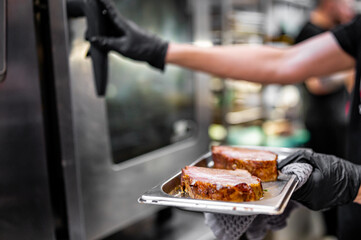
104 0 197 164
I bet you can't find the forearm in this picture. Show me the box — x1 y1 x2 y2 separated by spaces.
165 33 355 85
166 43 291 84
354 186 361 205
305 70 354 95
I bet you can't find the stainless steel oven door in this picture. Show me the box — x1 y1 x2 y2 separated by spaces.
48 0 211 239
0 0 55 239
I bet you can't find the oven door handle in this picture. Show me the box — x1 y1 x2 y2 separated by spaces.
85 0 109 97
0 0 6 82
67 0 109 96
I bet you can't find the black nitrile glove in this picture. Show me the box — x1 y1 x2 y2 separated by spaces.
278 150 361 211
89 0 169 70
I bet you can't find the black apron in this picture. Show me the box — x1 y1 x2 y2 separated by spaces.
338 61 361 240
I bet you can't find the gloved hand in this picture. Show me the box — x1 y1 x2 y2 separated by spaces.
89 0 169 70
278 149 361 211
204 162 313 240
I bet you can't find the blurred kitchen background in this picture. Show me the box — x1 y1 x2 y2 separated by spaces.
207 0 356 149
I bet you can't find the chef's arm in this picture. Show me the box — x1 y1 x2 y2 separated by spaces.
354 186 361 205
90 2 355 85
166 32 355 84
305 70 354 95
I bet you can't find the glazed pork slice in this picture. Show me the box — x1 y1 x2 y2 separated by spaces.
212 146 278 182
181 166 263 202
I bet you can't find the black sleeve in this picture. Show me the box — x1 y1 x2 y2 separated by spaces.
332 15 361 59
295 22 324 44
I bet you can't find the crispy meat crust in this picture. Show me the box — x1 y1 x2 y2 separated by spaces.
212 146 278 182
181 166 263 202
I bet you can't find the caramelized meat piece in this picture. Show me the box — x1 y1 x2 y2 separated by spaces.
181 166 263 202
212 146 278 182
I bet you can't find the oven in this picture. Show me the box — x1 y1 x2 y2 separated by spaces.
0 0 211 239
48 0 211 239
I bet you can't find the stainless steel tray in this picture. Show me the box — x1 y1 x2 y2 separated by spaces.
138 146 299 215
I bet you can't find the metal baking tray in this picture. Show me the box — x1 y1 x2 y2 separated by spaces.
138 146 299 215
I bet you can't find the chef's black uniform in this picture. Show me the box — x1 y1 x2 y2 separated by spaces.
295 22 348 159
295 21 349 237
331 15 361 240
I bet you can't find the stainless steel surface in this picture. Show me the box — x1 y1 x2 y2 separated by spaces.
0 0 6 81
0 0 55 239
104 1 197 164
47 0 86 239
48 0 212 239
139 147 299 216
104 208 215 240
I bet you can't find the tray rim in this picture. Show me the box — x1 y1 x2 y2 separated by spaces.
138 146 300 215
